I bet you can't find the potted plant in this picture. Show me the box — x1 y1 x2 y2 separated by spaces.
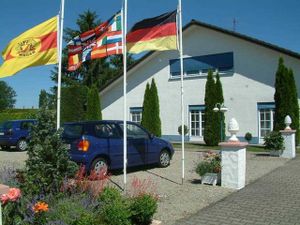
178 125 189 136
196 151 221 185
264 131 284 157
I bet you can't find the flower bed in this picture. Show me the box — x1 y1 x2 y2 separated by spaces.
1 168 158 225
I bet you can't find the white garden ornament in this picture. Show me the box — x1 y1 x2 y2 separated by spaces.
284 115 292 130
228 118 239 142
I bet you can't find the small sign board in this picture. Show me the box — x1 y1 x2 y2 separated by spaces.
201 173 219 186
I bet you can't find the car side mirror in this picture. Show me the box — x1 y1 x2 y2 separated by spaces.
149 133 155 139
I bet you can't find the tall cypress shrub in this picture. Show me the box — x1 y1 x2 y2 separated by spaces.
141 83 151 131
204 70 218 146
86 85 102 120
150 78 162 137
274 58 299 144
286 69 300 144
215 73 225 142
274 58 287 131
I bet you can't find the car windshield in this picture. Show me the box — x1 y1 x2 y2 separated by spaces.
0 121 13 130
63 124 83 139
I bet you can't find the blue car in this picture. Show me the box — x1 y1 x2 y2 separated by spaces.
62 120 174 173
0 119 36 151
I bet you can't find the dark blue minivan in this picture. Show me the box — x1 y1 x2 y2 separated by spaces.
0 119 36 151
62 120 174 173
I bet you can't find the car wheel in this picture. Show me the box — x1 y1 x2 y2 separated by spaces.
91 157 108 176
158 149 171 168
16 139 27 151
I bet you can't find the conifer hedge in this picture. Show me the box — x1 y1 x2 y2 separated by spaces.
86 85 102 120
0 109 38 123
61 84 88 123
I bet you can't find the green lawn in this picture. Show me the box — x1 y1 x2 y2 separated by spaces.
172 142 271 153
172 142 220 151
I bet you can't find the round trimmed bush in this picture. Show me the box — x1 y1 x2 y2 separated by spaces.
244 132 252 142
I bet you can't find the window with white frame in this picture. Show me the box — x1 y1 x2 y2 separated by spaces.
189 105 205 137
130 107 142 124
258 103 275 139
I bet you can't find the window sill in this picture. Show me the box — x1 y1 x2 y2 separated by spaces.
169 72 234 81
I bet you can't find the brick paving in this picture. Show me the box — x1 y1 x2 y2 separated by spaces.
175 156 300 225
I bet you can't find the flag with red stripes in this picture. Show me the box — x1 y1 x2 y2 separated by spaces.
67 11 122 71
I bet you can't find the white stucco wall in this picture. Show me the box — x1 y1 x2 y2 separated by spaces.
100 24 300 143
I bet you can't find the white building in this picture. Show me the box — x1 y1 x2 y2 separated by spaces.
100 20 300 144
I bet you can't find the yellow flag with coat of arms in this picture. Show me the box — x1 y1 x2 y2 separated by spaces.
0 16 58 78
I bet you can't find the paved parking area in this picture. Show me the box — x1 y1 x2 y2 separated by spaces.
175 156 300 225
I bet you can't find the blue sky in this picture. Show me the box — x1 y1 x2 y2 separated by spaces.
1 0 299 108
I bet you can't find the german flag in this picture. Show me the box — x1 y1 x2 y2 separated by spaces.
127 10 178 54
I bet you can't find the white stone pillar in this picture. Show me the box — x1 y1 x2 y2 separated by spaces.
280 129 296 159
220 142 247 190
280 115 296 159
220 118 248 190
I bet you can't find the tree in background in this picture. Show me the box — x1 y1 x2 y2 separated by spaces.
51 10 135 90
86 85 102 120
215 73 225 142
50 11 135 122
274 57 299 144
204 70 218 146
149 78 161 137
61 85 88 123
141 83 151 131
0 81 16 111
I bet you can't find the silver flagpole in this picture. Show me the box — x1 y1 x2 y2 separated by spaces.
57 0 65 129
178 0 185 184
122 0 128 192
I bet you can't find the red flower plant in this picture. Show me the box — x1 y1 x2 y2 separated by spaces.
0 194 9 205
61 165 110 197
129 176 158 199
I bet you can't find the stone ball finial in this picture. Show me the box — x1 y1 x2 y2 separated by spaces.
228 118 239 142
284 115 292 130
